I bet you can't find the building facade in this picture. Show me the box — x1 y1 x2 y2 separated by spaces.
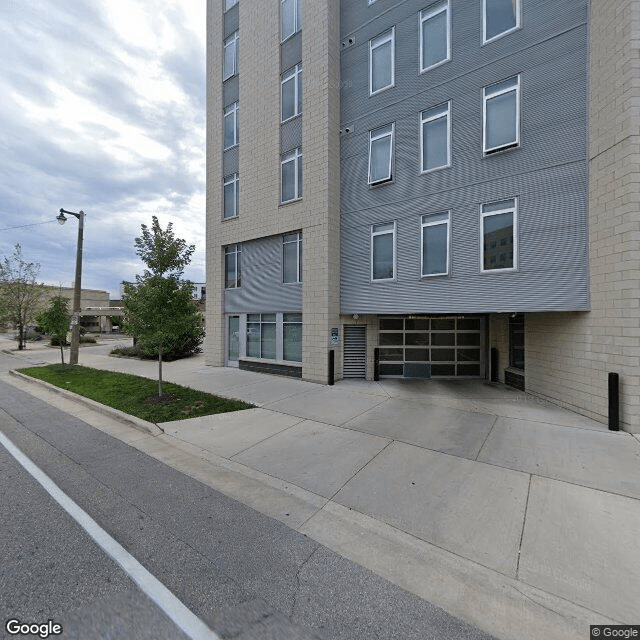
206 0 640 432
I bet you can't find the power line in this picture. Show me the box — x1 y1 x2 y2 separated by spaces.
0 219 57 232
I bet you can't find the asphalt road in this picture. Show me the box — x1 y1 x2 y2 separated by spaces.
0 348 496 640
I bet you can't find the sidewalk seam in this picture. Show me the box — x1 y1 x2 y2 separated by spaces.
516 474 533 579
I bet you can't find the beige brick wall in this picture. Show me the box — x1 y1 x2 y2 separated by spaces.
205 0 224 365
301 0 341 383
206 0 341 380
525 0 640 431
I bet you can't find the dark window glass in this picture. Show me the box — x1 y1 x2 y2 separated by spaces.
405 333 429 346
431 348 455 362
457 332 481 347
405 318 429 331
405 348 429 361
379 332 403 346
431 332 455 346
431 318 455 330
379 318 404 330
379 363 404 376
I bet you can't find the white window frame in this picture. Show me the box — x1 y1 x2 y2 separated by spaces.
224 0 238 10
281 64 302 123
223 31 239 81
281 0 302 42
483 0 521 44
225 243 242 289
223 102 238 150
371 221 397 282
281 148 303 204
483 75 520 154
368 124 394 185
421 212 450 277
223 173 239 219
282 232 302 283
369 28 395 96
420 1 451 73
420 102 451 173
480 198 518 273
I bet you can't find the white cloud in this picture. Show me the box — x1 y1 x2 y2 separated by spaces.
0 0 206 298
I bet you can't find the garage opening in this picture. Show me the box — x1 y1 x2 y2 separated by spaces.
378 316 484 378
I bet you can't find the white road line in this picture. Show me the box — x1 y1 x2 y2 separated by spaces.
0 430 220 640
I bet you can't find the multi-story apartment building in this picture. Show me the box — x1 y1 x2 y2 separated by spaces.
206 0 640 432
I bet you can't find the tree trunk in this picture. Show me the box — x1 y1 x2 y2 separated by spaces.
18 322 24 350
158 344 163 398
60 340 65 364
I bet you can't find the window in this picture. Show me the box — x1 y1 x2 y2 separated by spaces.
420 102 450 172
281 148 302 203
483 0 520 43
223 173 239 219
224 0 238 10
509 313 524 370
281 64 302 122
421 212 449 277
223 31 239 80
481 198 517 272
281 0 301 42
483 76 520 154
368 124 394 184
369 28 394 95
247 313 276 359
225 244 241 288
224 102 238 149
371 222 395 281
420 1 450 72
283 232 302 283
283 313 302 362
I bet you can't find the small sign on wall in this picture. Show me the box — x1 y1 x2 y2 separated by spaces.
330 327 340 346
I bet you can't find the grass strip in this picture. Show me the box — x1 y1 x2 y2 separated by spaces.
18 364 253 423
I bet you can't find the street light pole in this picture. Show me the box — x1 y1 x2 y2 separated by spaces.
57 208 85 365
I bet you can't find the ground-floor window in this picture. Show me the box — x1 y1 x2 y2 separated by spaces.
378 316 483 377
509 313 524 370
247 313 277 359
283 313 302 361
227 312 302 364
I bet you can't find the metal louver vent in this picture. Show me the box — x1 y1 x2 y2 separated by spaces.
343 326 367 378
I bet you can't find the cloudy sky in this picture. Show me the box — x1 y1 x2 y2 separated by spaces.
0 0 206 298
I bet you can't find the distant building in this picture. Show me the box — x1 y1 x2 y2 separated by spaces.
40 286 119 333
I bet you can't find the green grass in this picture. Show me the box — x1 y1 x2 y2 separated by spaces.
18 364 253 423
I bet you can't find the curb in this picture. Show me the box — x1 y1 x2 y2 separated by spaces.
9 370 163 437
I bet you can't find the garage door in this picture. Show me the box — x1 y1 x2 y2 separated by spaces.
343 326 367 378
378 317 483 378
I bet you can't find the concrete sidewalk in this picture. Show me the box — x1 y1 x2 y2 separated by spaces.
3 339 640 640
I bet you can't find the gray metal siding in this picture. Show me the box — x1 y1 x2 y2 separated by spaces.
340 0 590 315
225 235 303 313
224 4 239 38
223 146 239 176
281 31 302 71
223 76 239 107
281 115 302 154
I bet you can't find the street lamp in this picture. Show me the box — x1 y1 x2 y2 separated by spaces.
57 208 84 365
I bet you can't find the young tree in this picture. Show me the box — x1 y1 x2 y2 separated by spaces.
122 217 203 398
0 244 44 350
36 296 70 363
